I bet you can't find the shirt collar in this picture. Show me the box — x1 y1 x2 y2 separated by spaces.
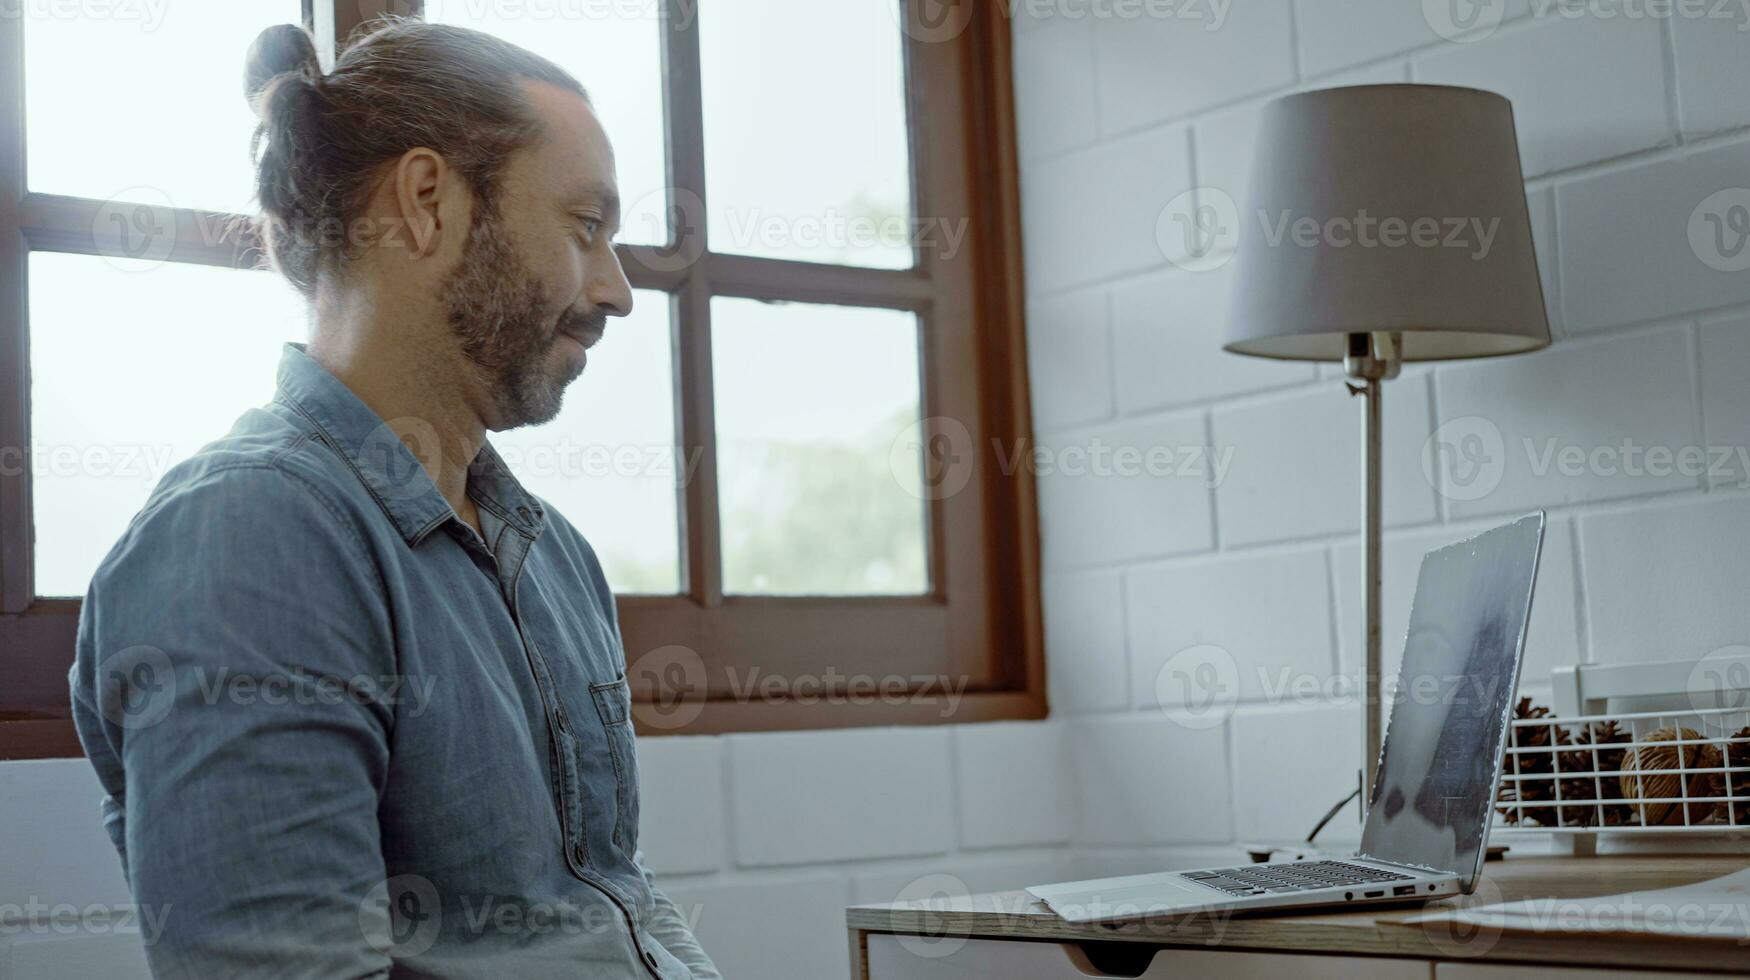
272 343 546 546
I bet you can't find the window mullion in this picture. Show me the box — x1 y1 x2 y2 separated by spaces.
659 0 721 607
316 0 419 69
0 9 32 613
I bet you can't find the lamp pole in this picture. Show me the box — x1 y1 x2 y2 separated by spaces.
1346 331 1400 821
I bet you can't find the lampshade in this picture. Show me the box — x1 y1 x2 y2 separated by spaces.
1223 84 1550 362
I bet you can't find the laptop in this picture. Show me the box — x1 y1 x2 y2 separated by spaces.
1028 512 1546 924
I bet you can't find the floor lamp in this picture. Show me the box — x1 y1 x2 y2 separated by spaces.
1221 85 1551 819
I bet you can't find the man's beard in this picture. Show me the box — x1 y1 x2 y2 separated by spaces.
442 209 599 429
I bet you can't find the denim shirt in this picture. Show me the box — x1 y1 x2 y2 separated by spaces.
70 344 716 980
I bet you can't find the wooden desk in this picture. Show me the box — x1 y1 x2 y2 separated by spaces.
847 855 1750 978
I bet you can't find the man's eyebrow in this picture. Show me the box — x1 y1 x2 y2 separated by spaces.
568 181 621 217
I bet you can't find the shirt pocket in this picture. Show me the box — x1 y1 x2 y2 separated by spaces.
588 676 639 858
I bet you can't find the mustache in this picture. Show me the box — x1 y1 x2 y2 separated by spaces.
556 309 607 340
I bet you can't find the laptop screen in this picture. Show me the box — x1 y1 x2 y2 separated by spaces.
1358 513 1544 889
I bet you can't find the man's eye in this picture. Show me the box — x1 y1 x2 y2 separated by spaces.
578 217 603 237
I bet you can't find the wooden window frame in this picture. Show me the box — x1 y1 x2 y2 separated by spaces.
0 0 1042 757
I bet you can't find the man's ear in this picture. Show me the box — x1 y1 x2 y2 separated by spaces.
393 147 449 257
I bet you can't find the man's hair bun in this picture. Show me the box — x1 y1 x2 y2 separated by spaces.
244 24 320 118
242 18 587 298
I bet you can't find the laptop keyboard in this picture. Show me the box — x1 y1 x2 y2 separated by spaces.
1180 860 1413 897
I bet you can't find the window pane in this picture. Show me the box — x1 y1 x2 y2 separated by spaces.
433 4 669 247
29 254 306 597
712 298 926 595
492 289 680 594
23 2 302 215
700 0 914 269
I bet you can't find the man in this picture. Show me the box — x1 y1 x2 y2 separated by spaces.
69 19 720 979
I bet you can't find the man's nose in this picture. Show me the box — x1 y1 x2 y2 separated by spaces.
592 246 635 318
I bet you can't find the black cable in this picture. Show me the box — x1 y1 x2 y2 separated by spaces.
1306 787 1361 843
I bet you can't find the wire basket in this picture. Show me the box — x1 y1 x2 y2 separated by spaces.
1494 704 1750 834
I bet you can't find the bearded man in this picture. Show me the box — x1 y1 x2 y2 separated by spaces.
69 19 719 980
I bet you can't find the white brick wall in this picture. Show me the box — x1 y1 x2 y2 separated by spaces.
11 5 1750 978
1017 0 1750 947
1412 13 1672 177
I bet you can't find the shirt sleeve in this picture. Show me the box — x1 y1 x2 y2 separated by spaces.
71 464 398 980
636 854 723 980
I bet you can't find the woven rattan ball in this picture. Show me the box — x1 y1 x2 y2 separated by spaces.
1618 727 1723 826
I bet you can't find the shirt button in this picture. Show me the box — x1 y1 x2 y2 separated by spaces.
573 842 587 864
516 504 532 521
555 708 571 733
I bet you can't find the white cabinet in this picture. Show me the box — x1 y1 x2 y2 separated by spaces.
866 935 1433 979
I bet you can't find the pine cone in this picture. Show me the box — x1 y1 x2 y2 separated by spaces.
1496 697 1569 826
1555 720 1635 827
1715 724 1750 826
1620 727 1722 826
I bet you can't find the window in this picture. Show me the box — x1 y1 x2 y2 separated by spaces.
0 0 1040 756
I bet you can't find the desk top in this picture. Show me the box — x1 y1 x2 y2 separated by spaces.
846 855 1750 973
